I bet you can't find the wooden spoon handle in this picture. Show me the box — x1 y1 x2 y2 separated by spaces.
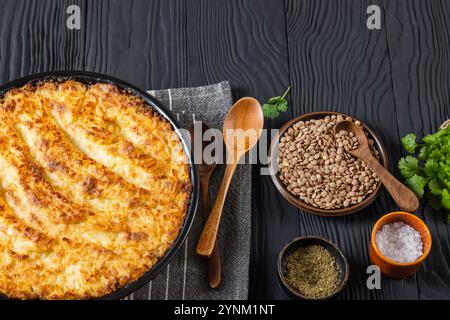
207 246 221 288
196 161 239 258
364 155 419 212
200 173 211 214
199 173 222 288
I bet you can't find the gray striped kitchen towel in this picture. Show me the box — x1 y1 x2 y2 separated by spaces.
126 81 251 300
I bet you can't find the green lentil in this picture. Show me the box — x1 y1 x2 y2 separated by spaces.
285 244 340 298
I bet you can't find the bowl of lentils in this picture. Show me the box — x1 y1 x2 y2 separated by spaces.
269 111 388 216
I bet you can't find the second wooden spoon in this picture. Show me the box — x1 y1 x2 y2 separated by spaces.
189 123 221 288
334 120 419 212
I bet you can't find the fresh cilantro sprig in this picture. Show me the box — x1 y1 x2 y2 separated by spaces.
401 133 418 154
262 86 290 119
398 127 450 223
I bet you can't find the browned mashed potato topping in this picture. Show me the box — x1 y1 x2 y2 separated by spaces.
0 80 191 299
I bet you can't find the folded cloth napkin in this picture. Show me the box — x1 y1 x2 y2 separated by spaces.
127 82 251 300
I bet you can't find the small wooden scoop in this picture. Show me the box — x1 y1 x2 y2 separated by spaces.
334 120 419 212
196 97 264 258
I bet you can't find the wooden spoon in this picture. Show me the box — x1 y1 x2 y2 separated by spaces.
196 97 264 258
334 120 419 212
189 123 221 288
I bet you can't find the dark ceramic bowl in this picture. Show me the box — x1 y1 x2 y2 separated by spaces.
268 111 388 217
277 236 349 300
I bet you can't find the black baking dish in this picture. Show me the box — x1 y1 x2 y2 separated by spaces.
0 71 199 300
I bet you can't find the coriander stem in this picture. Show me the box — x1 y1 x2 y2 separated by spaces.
280 86 291 100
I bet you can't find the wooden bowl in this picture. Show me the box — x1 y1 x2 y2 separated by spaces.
277 236 349 300
268 111 388 217
370 211 432 279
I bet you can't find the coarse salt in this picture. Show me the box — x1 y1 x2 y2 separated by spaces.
375 221 423 263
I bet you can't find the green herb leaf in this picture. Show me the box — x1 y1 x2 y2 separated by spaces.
398 156 420 179
262 87 290 120
429 149 443 161
277 99 288 112
418 145 429 160
423 129 446 145
262 103 280 119
429 179 443 196
402 133 418 154
438 170 449 186
405 174 427 198
441 189 450 210
424 158 439 176
423 133 439 145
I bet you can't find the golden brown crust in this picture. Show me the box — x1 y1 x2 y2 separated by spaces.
0 80 191 299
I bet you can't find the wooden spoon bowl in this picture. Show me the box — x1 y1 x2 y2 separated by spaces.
268 111 388 217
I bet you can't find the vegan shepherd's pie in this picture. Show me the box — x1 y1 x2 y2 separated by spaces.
0 80 191 299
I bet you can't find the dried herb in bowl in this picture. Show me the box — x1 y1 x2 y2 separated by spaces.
284 245 340 299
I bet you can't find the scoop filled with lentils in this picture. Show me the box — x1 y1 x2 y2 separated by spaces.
277 115 380 210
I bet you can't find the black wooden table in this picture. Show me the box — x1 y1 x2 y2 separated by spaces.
0 0 449 300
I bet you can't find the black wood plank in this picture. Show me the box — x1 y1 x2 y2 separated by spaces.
185 0 293 299
0 0 186 90
285 0 419 299
384 0 450 299
80 0 188 90
0 0 86 81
